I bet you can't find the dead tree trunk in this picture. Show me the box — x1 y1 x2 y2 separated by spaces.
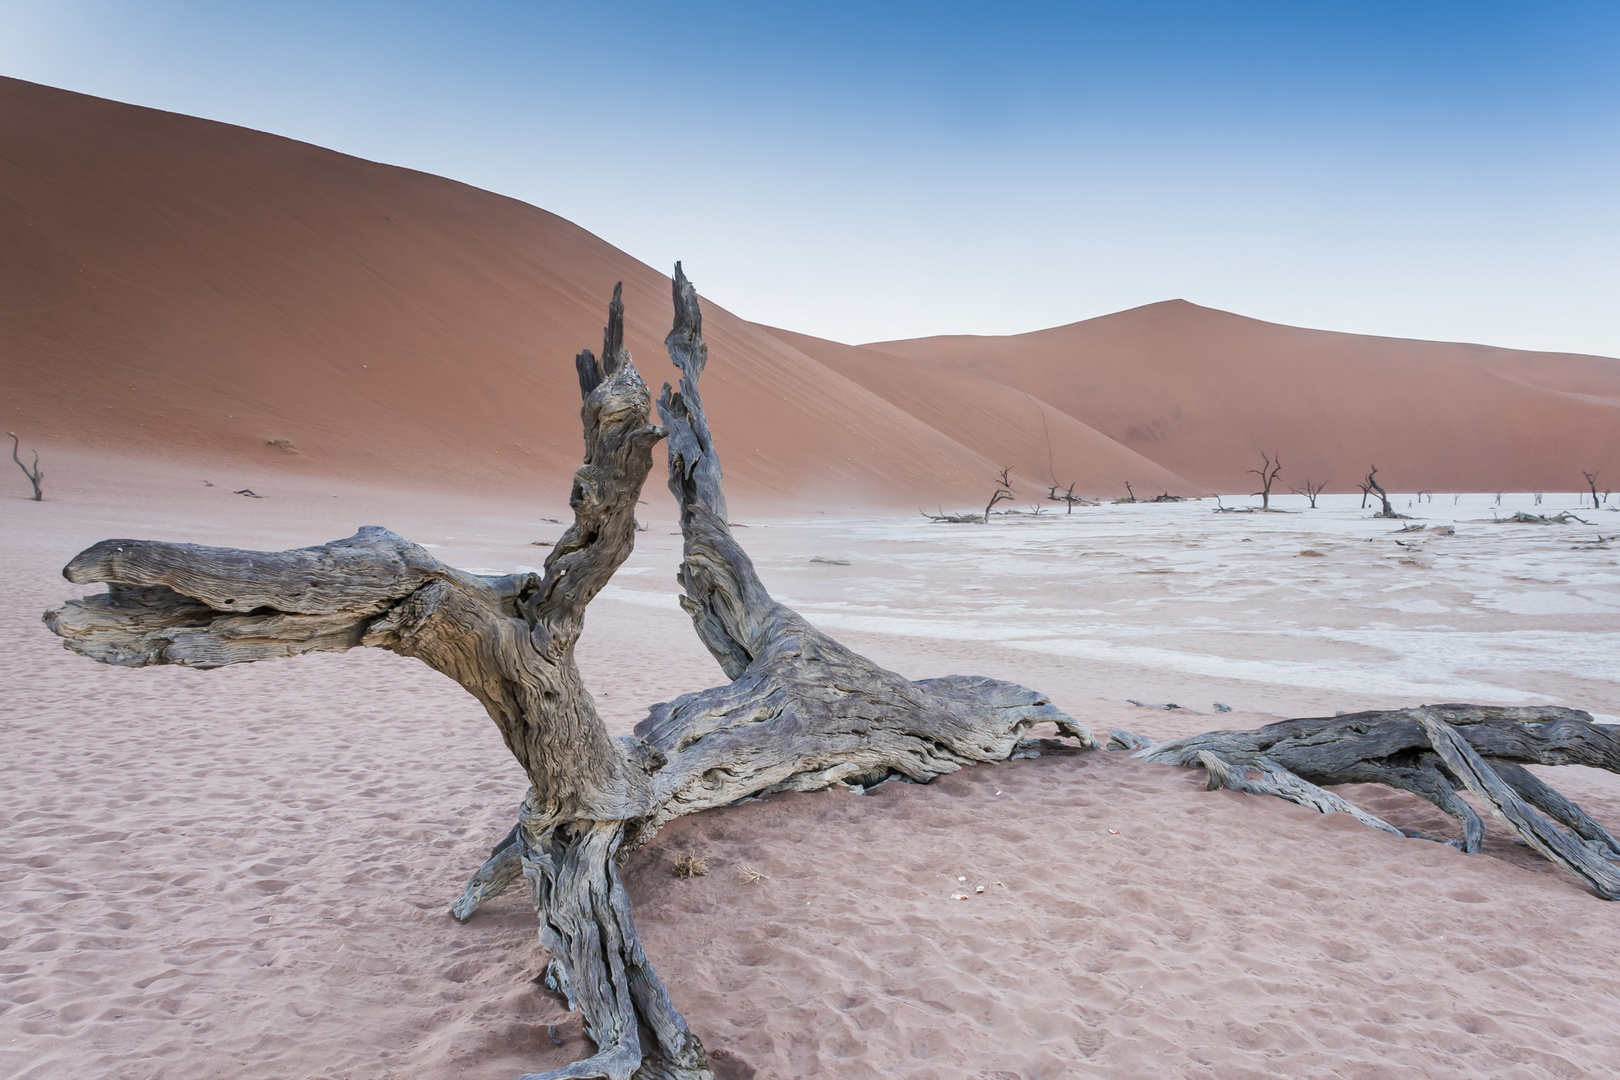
44 267 1089 1080
1365 465 1403 518
1247 452 1281 510
1047 482 1083 514
9 431 43 500
983 467 1014 521
1111 705 1620 900
1289 478 1325 508
1584 470 1601 509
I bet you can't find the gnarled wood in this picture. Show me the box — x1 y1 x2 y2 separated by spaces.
1124 704 1620 898
45 267 1090 1080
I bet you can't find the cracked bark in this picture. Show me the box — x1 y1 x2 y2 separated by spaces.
45 268 1088 1079
1113 704 1620 899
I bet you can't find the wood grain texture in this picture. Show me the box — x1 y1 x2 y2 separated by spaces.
1120 705 1620 898
43 268 1088 1080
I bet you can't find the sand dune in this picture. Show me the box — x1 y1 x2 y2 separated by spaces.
867 300 1620 494
9 65 1620 1080
7 75 1620 508
0 77 1002 506
760 325 1192 500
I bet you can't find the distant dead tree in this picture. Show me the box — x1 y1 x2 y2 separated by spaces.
8 432 42 501
1047 482 1082 514
1497 511 1590 526
1121 480 1137 503
1584 471 1602 509
1365 465 1403 518
1247 452 1282 510
1290 478 1326 508
924 467 1015 524
1357 480 1372 509
985 467 1015 521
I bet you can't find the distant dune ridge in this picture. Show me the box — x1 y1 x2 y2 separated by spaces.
3 75 1617 504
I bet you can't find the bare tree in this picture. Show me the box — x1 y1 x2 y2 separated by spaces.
1357 479 1372 509
1365 465 1403 518
1047 482 1082 514
1120 480 1137 503
1247 452 1282 510
44 270 1093 1078
984 466 1015 522
8 432 43 501
1584 470 1601 509
1289 478 1326 508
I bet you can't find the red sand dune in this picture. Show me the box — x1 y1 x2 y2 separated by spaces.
867 302 1620 495
760 325 1192 499
4 74 1619 504
0 77 1001 506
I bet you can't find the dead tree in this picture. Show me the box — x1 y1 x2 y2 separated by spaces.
1497 511 1590 526
1122 480 1136 503
1290 478 1325 508
984 467 1015 521
43 268 1090 1080
1247 452 1282 510
1110 705 1620 900
8 431 42 501
1584 470 1601 509
1364 465 1404 518
921 507 987 524
1047 482 1083 514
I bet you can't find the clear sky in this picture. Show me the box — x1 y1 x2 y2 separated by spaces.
4 1 1618 355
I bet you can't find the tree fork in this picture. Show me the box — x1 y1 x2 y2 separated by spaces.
44 267 1089 1079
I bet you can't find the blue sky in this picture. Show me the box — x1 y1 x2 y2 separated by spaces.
5 1 1619 354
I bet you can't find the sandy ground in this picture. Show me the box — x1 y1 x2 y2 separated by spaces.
4 459 1620 1079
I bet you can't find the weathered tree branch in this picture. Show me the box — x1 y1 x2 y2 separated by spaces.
1116 704 1620 899
641 265 1090 833
9 431 43 500
44 268 1090 1080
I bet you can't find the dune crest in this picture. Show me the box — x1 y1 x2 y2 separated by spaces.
866 299 1620 493
4 75 1619 506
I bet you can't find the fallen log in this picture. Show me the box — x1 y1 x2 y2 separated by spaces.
1112 704 1620 899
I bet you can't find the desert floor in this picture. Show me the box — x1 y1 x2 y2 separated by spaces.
4 456 1620 1079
